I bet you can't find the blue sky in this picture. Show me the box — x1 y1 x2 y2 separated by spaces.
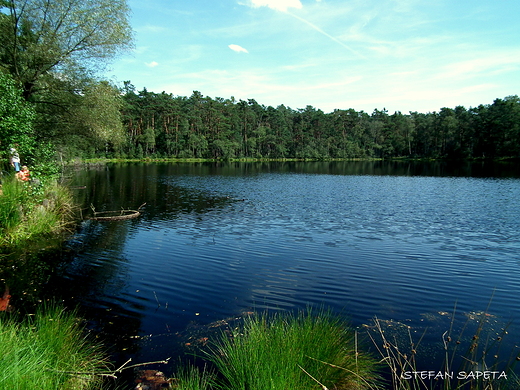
108 0 520 114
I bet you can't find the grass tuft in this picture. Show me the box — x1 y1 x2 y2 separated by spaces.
173 364 215 390
0 304 110 390
209 308 381 390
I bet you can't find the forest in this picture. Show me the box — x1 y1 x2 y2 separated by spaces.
1 0 519 165
103 87 520 161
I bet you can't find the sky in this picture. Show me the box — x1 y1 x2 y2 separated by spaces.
107 0 520 114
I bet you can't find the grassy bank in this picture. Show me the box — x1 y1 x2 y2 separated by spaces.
0 175 74 248
76 156 520 165
2 304 518 390
0 305 110 390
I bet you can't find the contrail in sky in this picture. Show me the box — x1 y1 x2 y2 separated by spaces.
286 11 366 59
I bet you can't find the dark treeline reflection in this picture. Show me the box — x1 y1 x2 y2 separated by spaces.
0 218 145 361
69 161 520 196
69 163 236 220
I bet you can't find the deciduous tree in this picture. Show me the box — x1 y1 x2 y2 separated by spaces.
0 72 35 167
0 0 133 102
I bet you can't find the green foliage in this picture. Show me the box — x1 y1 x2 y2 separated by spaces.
174 365 215 390
0 0 132 164
0 304 109 390
0 72 36 167
0 176 23 232
0 0 133 101
210 309 381 390
29 141 61 176
32 77 128 162
71 80 126 149
118 85 520 161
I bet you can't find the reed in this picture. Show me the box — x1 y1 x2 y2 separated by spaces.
209 308 381 390
0 304 110 390
173 364 215 390
366 305 520 390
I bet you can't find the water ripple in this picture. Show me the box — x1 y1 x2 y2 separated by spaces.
64 165 520 368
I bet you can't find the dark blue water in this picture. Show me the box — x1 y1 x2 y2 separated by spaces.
56 161 520 379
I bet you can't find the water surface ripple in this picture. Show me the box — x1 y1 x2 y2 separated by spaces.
63 163 520 369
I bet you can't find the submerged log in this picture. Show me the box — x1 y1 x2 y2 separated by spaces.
88 210 141 221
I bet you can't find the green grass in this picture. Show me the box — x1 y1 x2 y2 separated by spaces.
209 308 381 390
0 304 110 390
0 176 74 247
0 176 24 232
173 364 215 390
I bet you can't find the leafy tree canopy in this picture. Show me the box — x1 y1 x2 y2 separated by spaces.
0 71 35 165
0 0 133 101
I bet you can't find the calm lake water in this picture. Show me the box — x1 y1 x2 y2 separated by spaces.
39 161 520 380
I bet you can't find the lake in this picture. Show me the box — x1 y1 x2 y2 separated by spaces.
40 161 520 381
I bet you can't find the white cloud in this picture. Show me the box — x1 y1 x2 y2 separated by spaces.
247 0 302 12
436 53 520 80
136 25 169 33
228 44 249 53
145 61 159 68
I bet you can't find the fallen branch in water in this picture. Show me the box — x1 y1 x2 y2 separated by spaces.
88 203 146 221
114 357 170 374
45 357 171 380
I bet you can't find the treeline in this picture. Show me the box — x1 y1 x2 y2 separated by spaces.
107 86 520 161
2 1 519 163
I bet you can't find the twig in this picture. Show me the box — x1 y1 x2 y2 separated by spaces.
153 291 161 307
305 356 380 390
115 358 170 373
298 364 328 390
113 358 133 373
45 358 171 380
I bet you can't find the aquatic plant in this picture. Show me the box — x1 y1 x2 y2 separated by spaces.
173 364 215 390
209 308 381 390
0 304 110 390
367 305 520 390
